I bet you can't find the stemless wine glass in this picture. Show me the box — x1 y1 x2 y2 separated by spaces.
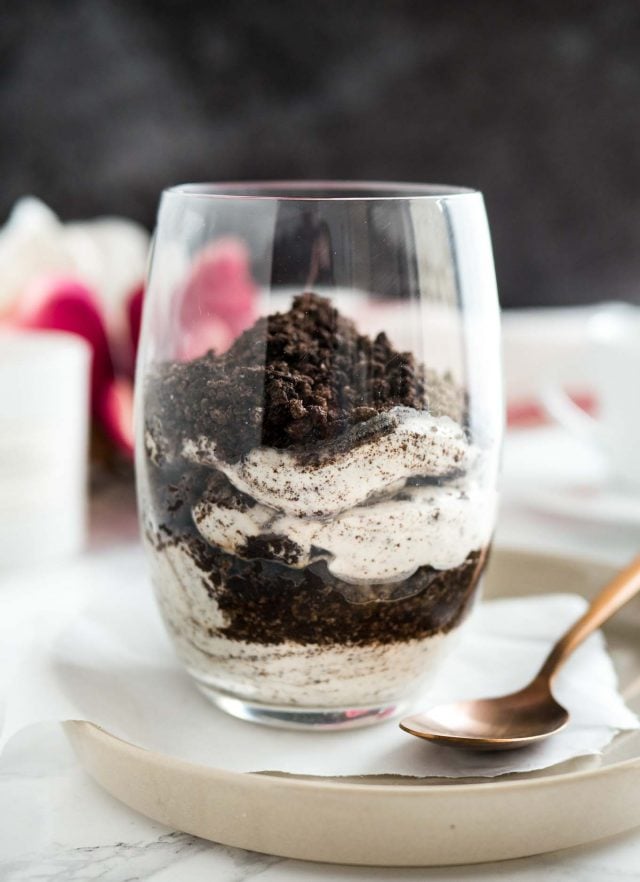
135 182 502 730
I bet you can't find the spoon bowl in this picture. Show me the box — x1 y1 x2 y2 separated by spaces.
400 684 570 750
400 554 640 751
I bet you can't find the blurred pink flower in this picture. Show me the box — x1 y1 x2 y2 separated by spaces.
177 317 235 362
100 375 135 456
1 203 260 462
14 276 114 417
12 275 137 458
0 198 149 463
178 237 258 359
127 283 144 357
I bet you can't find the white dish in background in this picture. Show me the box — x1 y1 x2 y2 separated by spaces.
501 305 596 406
0 330 90 567
65 548 640 867
522 482 640 527
541 303 640 490
503 424 640 526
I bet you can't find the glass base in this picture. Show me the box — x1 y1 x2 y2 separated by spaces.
196 683 411 730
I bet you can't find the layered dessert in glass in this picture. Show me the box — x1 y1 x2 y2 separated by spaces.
140 291 495 725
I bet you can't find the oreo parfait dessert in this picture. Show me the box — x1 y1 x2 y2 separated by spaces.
137 183 502 728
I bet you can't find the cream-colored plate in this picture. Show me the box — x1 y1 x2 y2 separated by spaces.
65 548 640 866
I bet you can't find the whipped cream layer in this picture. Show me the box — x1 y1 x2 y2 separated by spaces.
193 480 495 583
183 407 473 518
149 537 460 706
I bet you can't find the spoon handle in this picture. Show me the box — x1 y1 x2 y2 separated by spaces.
537 554 640 683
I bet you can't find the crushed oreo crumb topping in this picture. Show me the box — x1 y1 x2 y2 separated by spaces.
146 292 465 463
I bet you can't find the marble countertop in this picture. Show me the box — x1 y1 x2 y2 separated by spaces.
2 426 640 881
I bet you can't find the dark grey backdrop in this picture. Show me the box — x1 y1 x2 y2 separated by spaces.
2 0 640 308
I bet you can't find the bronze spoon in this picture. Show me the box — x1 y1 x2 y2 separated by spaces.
400 555 640 751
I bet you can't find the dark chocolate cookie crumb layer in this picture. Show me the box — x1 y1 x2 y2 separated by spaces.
147 526 486 646
146 292 465 463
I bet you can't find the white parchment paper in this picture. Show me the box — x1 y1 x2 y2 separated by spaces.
0 542 637 778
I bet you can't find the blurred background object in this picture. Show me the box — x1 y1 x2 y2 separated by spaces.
0 330 89 567
2 0 640 310
0 198 148 464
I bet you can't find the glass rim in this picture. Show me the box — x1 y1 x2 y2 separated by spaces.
163 180 480 202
